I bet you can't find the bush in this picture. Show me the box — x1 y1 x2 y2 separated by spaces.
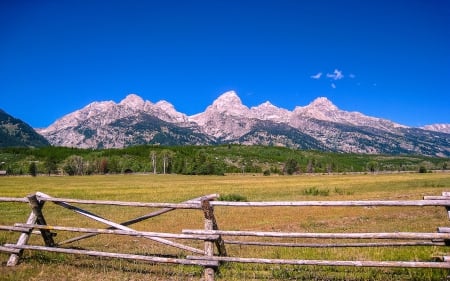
302 187 330 196
218 193 248 202
418 166 427 173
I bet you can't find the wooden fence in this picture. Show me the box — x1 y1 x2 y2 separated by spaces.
2 191 450 280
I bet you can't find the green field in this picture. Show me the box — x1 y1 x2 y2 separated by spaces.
1 172 450 280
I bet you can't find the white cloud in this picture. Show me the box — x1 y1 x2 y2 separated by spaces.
331 83 336 89
327 69 344 80
349 73 356 78
310 72 322 79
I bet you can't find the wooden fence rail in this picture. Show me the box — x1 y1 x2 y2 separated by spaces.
2 191 450 280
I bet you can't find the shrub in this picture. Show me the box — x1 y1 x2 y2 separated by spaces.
218 193 248 202
302 187 330 196
418 166 427 173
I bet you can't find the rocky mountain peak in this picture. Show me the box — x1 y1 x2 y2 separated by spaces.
292 96 338 121
155 100 174 110
250 101 291 122
86 100 116 112
119 93 146 109
212 90 242 106
208 90 249 116
307 97 338 111
154 100 189 123
258 101 275 108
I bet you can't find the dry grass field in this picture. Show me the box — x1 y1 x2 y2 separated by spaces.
1 172 450 280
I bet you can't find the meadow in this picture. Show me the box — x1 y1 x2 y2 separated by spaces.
1 172 450 280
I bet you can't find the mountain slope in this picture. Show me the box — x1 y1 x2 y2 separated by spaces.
0 109 50 147
236 120 328 150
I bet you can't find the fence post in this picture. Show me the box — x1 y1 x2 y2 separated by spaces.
201 199 220 281
201 198 227 257
27 194 56 247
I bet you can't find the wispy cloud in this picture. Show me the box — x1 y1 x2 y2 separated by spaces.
326 69 344 80
349 73 355 79
310 72 322 79
331 83 336 89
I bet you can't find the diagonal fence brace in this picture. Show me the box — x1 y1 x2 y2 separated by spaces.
58 194 218 245
36 192 204 254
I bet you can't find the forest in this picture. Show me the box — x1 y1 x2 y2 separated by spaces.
0 145 448 176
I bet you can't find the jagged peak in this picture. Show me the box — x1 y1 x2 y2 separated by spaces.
212 90 242 106
85 100 115 110
154 100 183 116
258 101 275 108
155 100 174 109
153 100 189 123
208 90 249 114
119 93 146 108
251 101 289 113
308 97 337 110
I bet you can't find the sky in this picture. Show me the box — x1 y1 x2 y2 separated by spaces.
1 0 449 128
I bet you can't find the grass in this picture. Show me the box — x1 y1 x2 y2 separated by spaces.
1 172 450 280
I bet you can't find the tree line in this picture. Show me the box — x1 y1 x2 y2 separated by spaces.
0 145 448 176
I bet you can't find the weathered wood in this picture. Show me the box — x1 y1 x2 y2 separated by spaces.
201 199 227 256
0 225 31 232
5 244 219 267
58 194 218 245
7 210 37 266
0 246 21 254
4 191 450 273
26 194 55 247
423 196 450 200
36 192 204 254
187 255 450 269
15 223 219 241
210 200 450 207
183 229 450 240
35 192 200 209
223 240 444 248
438 227 450 233
0 226 46 236
0 197 28 203
202 199 216 281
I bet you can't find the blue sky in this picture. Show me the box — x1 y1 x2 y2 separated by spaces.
1 0 449 128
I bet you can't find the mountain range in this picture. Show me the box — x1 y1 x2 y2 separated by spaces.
33 91 450 157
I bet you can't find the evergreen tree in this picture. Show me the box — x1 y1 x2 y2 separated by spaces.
283 158 299 175
44 156 58 176
28 161 37 177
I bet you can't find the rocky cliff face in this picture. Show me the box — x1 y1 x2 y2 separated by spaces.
36 91 450 157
